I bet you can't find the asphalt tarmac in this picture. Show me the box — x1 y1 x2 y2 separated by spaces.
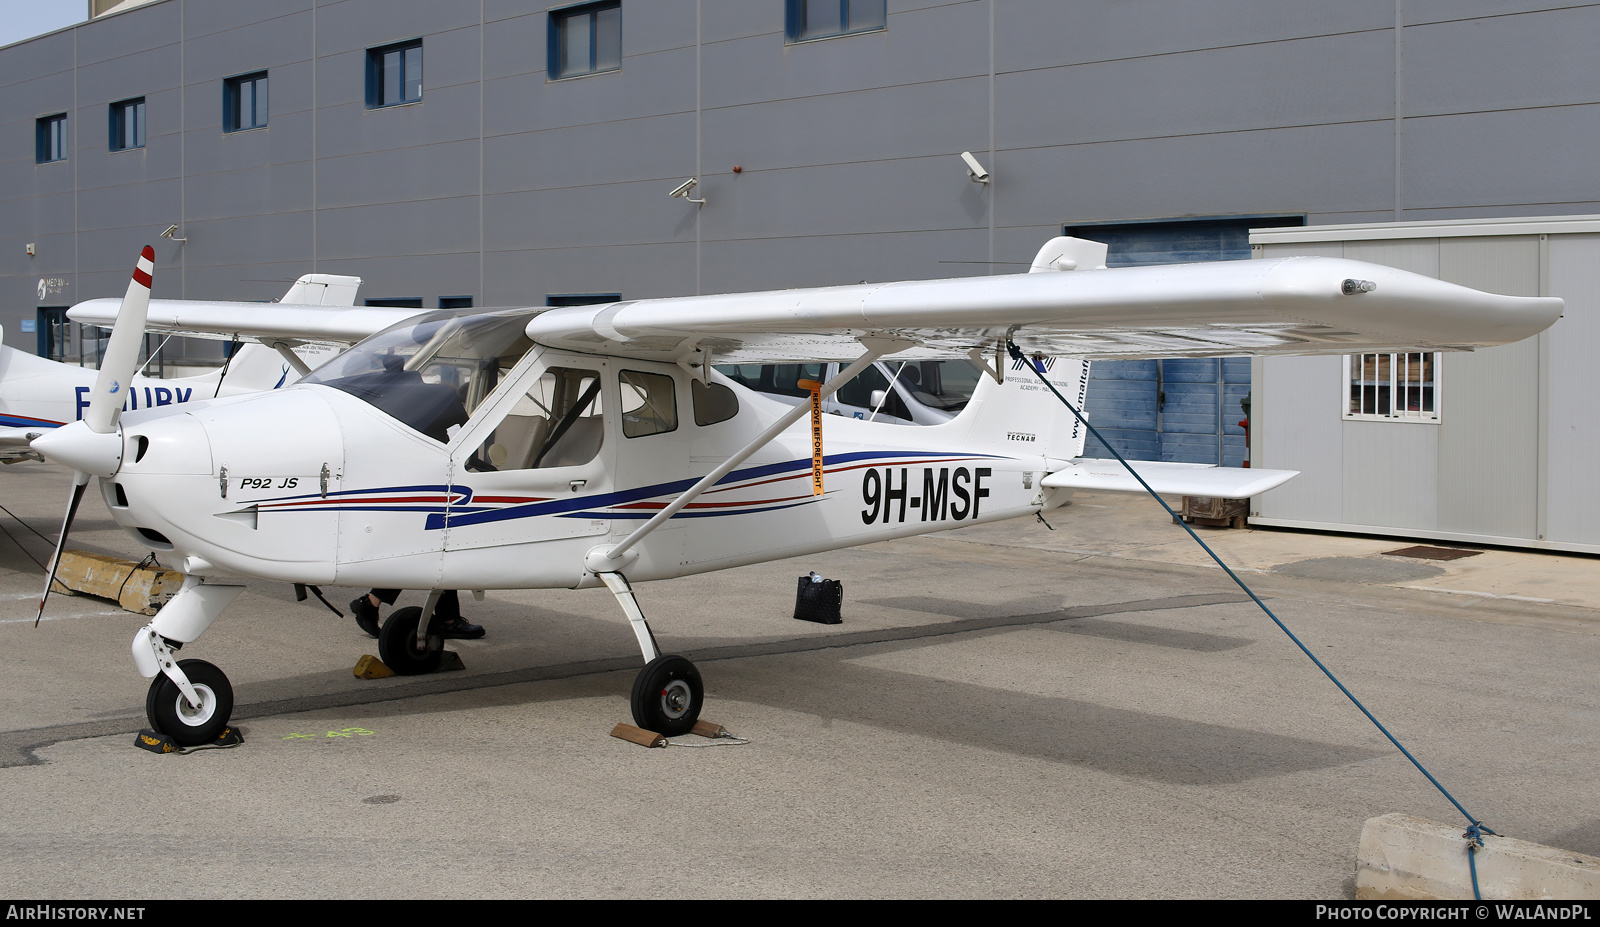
1 461 1596 899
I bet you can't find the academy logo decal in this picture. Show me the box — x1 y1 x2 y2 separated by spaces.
1011 355 1056 372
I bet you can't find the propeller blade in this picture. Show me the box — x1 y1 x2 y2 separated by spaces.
36 246 154 624
84 245 155 435
36 472 91 626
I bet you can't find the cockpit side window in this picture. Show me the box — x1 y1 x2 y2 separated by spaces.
302 309 536 442
619 370 678 438
466 366 603 472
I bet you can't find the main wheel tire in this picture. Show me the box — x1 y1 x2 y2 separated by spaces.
145 659 234 747
630 655 703 737
378 605 444 675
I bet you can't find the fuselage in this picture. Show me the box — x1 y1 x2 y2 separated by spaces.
98 309 1071 591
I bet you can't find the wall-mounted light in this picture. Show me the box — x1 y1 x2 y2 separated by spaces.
960 151 990 184
669 178 705 205
161 224 187 242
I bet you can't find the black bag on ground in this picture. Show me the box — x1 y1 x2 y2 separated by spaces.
794 576 843 624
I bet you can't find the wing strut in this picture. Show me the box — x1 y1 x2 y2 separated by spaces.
270 341 311 377
584 337 908 573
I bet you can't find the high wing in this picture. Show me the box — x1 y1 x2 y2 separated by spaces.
522 242 1562 364
67 273 417 346
61 240 1561 365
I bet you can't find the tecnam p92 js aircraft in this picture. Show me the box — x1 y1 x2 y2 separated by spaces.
32 238 1562 745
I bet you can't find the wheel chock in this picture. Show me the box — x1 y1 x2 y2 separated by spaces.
437 650 465 672
610 723 667 748
353 655 394 679
133 726 244 755
691 720 728 738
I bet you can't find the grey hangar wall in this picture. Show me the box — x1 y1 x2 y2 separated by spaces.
2 1 1596 472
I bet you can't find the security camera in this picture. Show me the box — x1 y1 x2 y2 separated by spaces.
161 225 180 238
668 178 705 205
960 151 990 184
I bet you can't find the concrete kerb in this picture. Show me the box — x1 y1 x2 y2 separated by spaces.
1357 814 1600 900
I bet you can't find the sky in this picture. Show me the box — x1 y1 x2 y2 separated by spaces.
0 0 88 49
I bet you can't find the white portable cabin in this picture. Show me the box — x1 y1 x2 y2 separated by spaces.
1249 215 1600 554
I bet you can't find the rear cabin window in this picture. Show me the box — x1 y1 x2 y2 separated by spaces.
692 379 739 426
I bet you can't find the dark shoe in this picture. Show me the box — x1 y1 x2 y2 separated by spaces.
351 597 380 638
438 617 485 640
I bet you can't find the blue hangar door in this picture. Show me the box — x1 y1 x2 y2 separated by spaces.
1067 216 1301 467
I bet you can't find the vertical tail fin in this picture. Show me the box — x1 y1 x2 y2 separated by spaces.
950 235 1105 461
954 355 1091 463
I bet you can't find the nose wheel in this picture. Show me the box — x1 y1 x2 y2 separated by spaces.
631 655 703 736
145 659 234 746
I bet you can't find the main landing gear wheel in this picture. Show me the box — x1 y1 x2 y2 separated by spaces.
145 659 234 747
378 605 443 675
630 655 703 737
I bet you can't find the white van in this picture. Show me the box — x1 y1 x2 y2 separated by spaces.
714 359 982 425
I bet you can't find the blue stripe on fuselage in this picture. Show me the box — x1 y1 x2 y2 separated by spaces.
0 413 63 428
425 451 1001 530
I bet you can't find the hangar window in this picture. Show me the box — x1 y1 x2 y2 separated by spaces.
367 39 423 108
547 293 621 307
36 114 66 163
549 2 621 80
224 72 268 132
109 98 144 151
786 0 886 42
1344 353 1441 423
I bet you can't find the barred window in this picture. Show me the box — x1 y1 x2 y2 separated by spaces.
1344 353 1440 423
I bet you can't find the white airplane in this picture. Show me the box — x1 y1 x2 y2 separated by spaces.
29 238 1562 746
0 274 372 463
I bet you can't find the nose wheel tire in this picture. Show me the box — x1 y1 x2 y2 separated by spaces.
145 659 234 747
378 605 444 675
630 655 703 737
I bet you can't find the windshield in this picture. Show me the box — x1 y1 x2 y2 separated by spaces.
302 308 538 441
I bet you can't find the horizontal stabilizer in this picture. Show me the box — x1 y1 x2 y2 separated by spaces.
1043 459 1298 498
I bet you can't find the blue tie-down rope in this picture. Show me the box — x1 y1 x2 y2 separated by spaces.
1008 342 1494 899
